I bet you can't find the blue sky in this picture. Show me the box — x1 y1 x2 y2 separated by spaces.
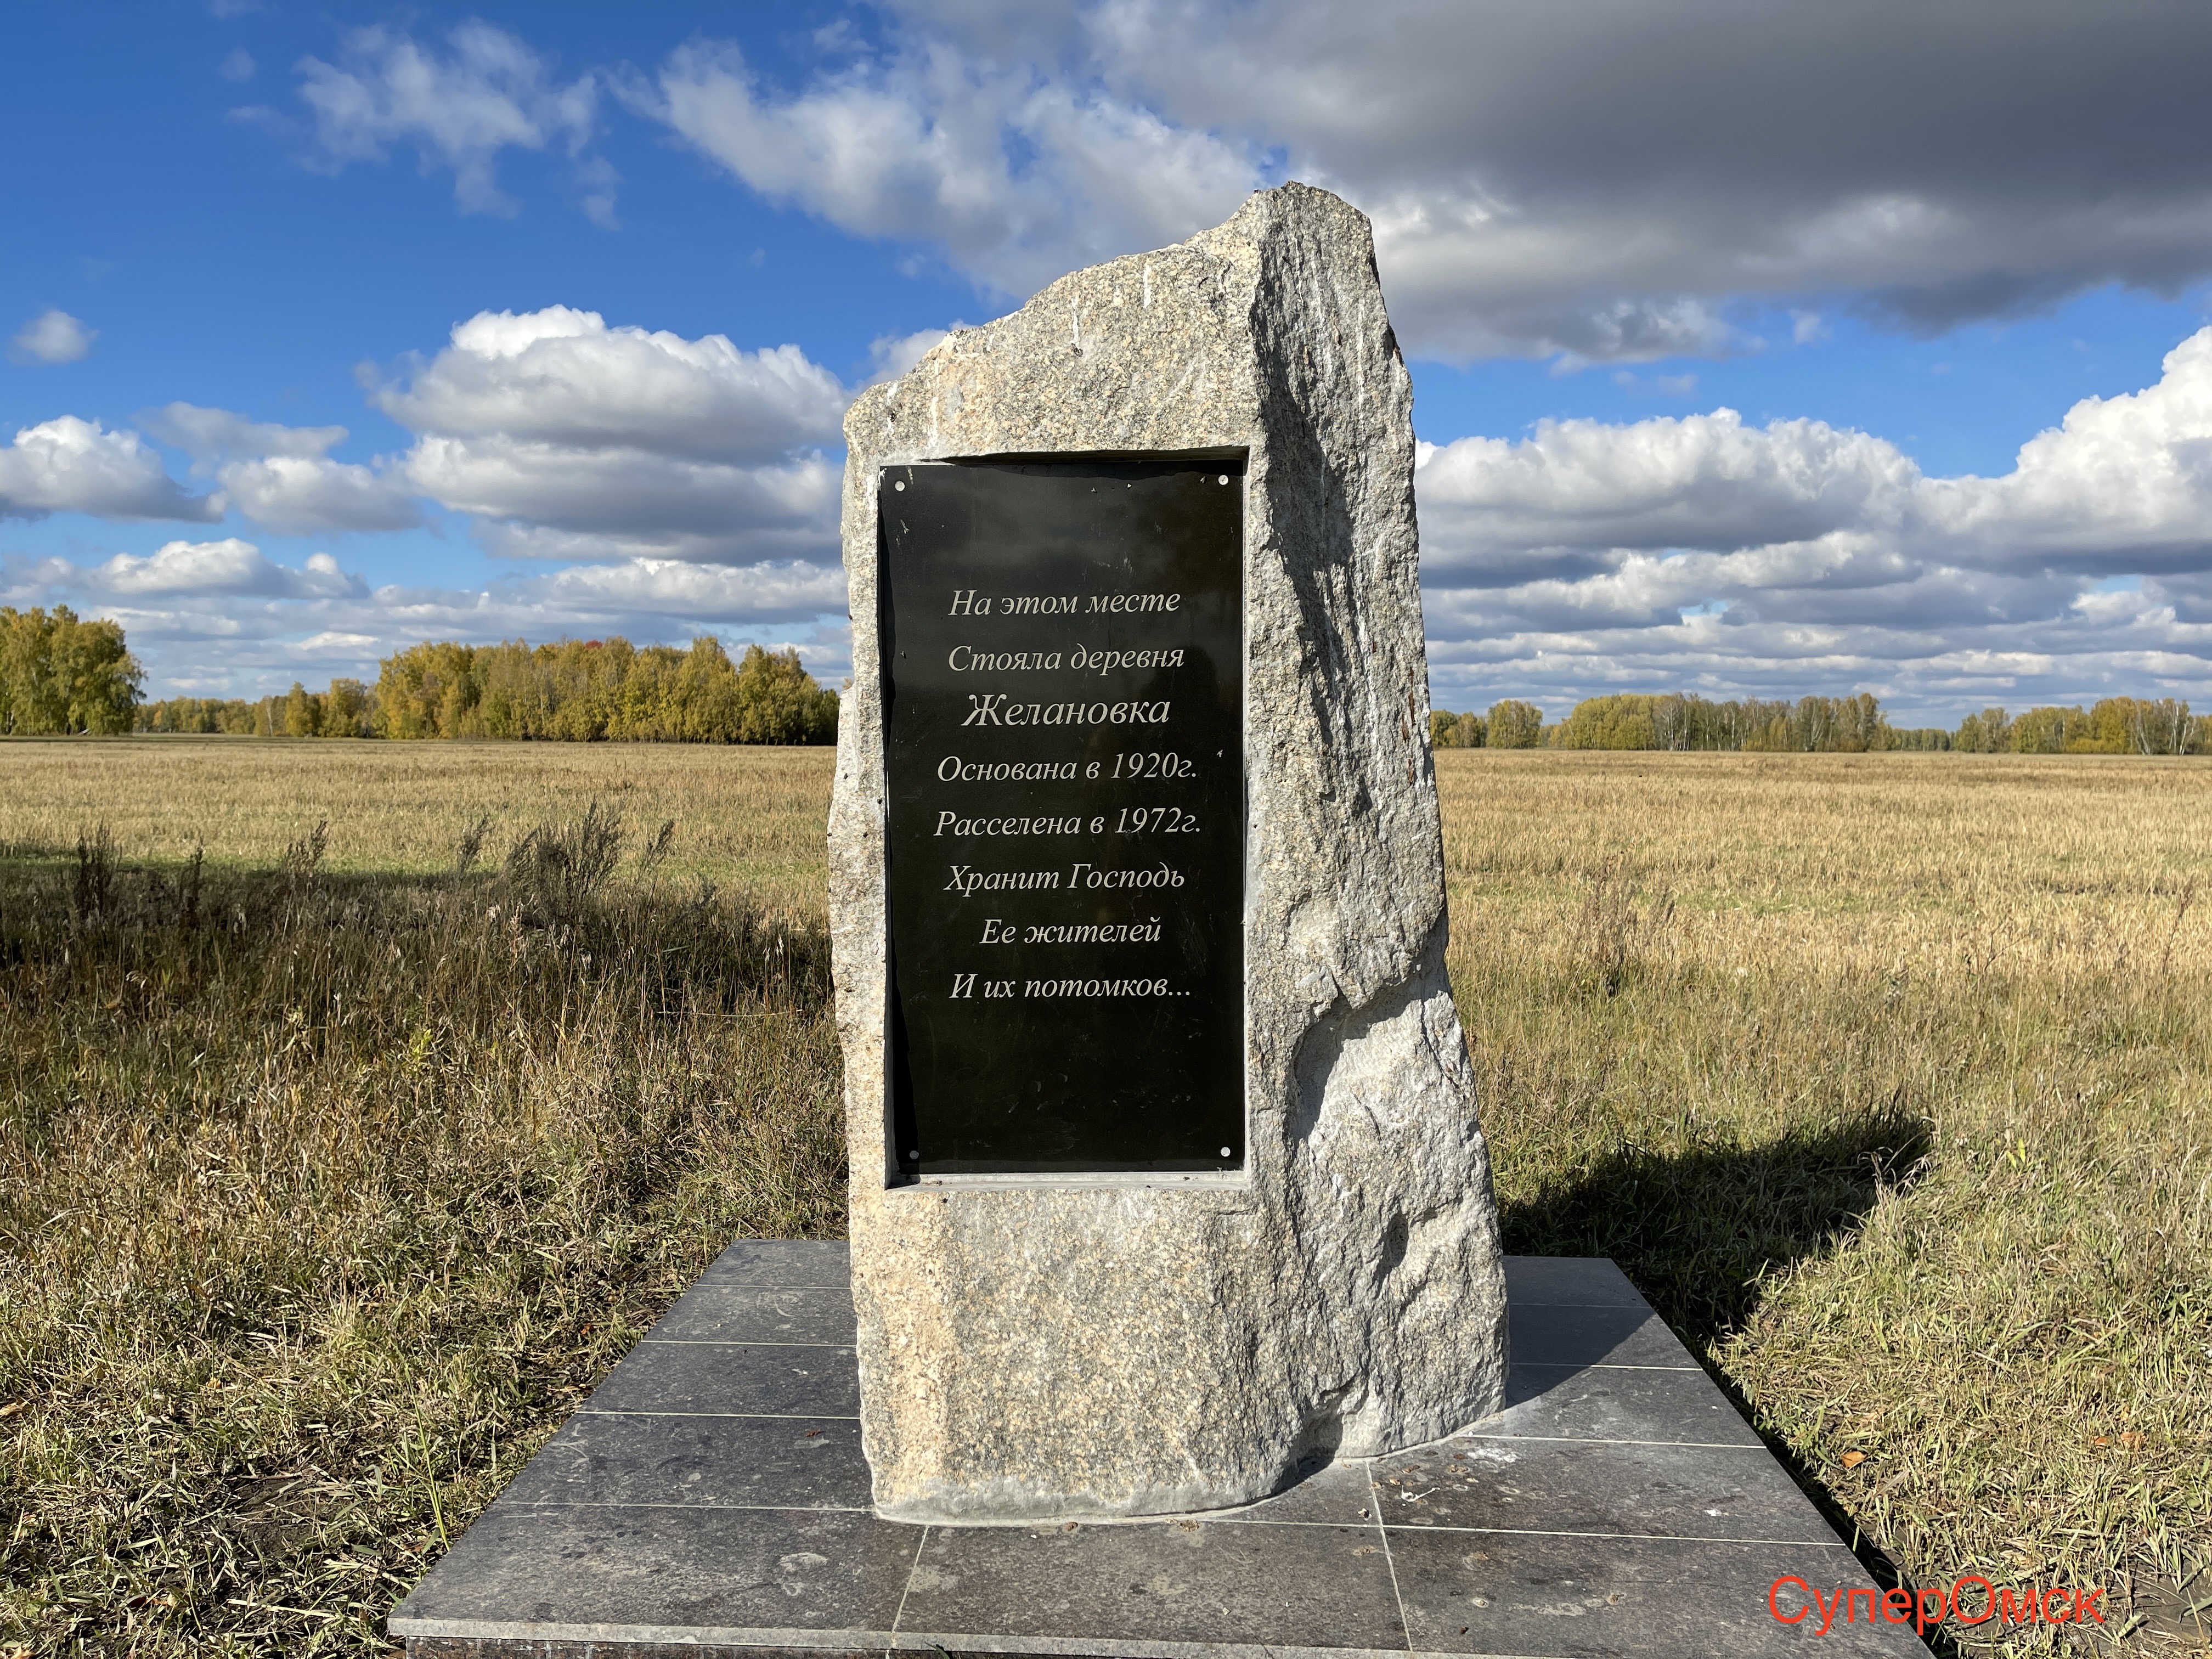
5 2 2210 724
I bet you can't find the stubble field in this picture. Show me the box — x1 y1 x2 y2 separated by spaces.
1 737 2207 1655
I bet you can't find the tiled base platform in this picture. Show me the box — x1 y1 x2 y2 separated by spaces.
391 1243 1921 1658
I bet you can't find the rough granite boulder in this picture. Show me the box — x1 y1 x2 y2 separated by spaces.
828 182 1508 1523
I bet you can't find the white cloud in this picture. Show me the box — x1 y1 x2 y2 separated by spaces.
90 539 364 600
631 41 1259 296
14 543 849 698
143 403 418 534
295 22 598 216
1418 410 1922 574
29 315 2210 716
10 310 95 365
375 306 846 563
217 455 420 535
145 402 348 463
4 305 862 694
1920 329 2212 569
0 417 220 522
1414 328 2212 716
1422 326 2212 578
499 557 850 623
234 9 2212 363
369 306 846 463
218 47 256 83
404 435 835 555
592 3 2212 363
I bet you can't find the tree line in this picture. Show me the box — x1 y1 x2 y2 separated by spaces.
0 606 143 735
136 636 840 745
1431 691 2207 754
13 601 2201 757
1948 699 2201 754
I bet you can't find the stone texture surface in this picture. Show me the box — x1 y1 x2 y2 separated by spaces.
828 183 1508 1523
393 1249 1925 1658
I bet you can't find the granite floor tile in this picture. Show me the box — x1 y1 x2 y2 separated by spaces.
1385 1528 1925 1656
698 1239 853 1290
1369 1437 1829 1543
409 1642 883 1659
1474 1364 1763 1448
1507 1304 1699 1370
495 1413 872 1511
586 1340 862 1418
394 1245 1893 1658
1500 1256 1642 1308
1212 1457 1377 1526
898 1519 1406 1652
650 1284 859 1346
389 1502 916 1644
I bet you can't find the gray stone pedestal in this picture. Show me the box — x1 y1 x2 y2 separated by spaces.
388 1241 1922 1658
832 183 1508 1524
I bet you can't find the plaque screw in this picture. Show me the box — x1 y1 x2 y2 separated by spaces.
1217 475 1229 485
895 481 906 490
1219 1148 1233 1158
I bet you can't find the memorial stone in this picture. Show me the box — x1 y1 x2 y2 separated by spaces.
829 182 1508 1523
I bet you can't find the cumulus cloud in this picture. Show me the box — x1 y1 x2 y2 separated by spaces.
240 8 2212 360
216 455 421 535
369 307 846 463
605 1 2212 362
496 556 850 623
1920 332 2212 571
87 539 365 600
5 305 863 693
10 310 96 365
143 403 419 534
1415 328 2212 715
375 306 845 563
14 541 848 697
1423 328 2212 577
405 436 834 555
1086 0 2212 358
629 40 1260 296
1417 412 1921 575
33 316 2210 714
294 22 600 217
145 402 348 464
0 417 220 522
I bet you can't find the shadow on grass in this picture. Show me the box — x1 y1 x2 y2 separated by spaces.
1500 1103 1942 1645
1499 1102 1929 1346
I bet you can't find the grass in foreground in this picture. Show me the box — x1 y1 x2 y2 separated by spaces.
1444 752 2212 1653
0 804 843 1654
0 742 2207 1656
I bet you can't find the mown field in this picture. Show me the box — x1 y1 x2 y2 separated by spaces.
2 737 2207 1656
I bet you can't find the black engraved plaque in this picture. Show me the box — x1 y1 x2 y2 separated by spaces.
881 459 1244 1175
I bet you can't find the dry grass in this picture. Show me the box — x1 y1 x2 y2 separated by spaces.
0 736 834 916
1442 751 2212 1654
0 751 842 1655
0 740 2206 1655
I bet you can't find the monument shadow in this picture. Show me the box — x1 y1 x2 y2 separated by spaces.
1499 1099 1928 1345
1497 1099 1934 1623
